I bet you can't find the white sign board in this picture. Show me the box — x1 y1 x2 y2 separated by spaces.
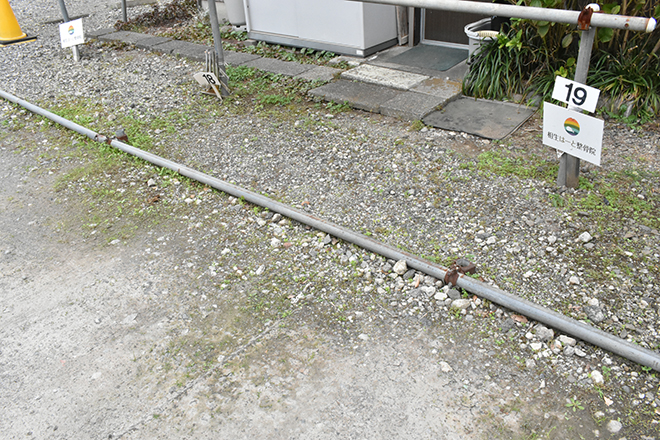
543 102 604 166
59 18 84 48
551 76 600 113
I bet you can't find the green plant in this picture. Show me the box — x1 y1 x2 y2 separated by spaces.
565 396 584 412
463 0 660 120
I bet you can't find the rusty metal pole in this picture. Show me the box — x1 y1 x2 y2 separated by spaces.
557 8 597 188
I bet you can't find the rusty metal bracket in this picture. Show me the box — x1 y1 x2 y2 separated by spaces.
577 6 594 31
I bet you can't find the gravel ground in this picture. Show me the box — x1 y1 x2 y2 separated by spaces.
2 0 660 438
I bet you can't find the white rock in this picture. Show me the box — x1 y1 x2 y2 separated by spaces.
578 231 592 243
486 236 497 245
587 298 600 306
523 271 534 278
591 370 604 385
270 237 281 248
434 290 448 301
559 335 577 346
255 265 265 275
421 285 436 296
147 178 157 187
451 299 471 310
548 235 557 244
393 260 407 275
606 420 622 433
526 359 536 369
358 334 369 341
530 342 543 351
569 276 580 285
574 348 587 357
439 361 453 372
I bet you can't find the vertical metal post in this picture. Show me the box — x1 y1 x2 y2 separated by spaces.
408 7 415 47
206 0 229 96
56 0 80 62
121 0 128 22
556 20 597 188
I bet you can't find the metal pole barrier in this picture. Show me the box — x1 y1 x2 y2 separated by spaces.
121 0 127 22
2 87 659 372
350 0 656 32
206 0 229 96
56 0 80 62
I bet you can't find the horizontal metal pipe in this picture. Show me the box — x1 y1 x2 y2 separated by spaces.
2 88 658 372
352 0 656 32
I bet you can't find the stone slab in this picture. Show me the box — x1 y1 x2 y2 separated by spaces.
244 58 314 77
410 77 462 100
151 40 210 62
295 65 342 82
98 31 153 45
223 51 261 66
308 80 400 113
381 91 446 120
134 36 172 50
86 28 117 39
422 97 536 140
341 64 428 91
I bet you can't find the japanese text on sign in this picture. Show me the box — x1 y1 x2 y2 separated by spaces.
543 102 604 166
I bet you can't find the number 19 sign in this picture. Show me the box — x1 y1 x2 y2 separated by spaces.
551 76 600 113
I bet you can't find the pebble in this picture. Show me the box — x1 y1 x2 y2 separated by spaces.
591 370 604 385
535 325 554 342
584 305 605 323
578 232 592 243
559 335 576 346
450 299 471 310
447 289 461 300
606 420 623 433
393 260 407 275
439 361 453 372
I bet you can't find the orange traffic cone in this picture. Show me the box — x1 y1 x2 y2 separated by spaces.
0 0 36 46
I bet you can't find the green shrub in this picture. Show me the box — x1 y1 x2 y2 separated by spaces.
463 0 660 120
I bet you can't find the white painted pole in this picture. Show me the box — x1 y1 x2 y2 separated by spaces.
351 0 656 32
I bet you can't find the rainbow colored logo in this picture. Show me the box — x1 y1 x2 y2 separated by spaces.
68 25 75 35
564 118 580 136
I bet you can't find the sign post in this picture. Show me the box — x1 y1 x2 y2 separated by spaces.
56 0 81 62
555 5 598 188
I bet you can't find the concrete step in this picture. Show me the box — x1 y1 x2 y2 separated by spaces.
310 63 462 121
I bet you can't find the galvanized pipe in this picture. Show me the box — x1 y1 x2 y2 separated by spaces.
351 0 656 32
1 88 658 372
121 0 127 22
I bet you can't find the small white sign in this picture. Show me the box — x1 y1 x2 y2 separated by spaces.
543 102 604 166
59 18 84 49
193 72 220 87
551 76 600 113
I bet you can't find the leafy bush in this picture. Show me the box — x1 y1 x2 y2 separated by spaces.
463 0 660 120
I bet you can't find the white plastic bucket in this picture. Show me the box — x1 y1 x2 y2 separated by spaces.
464 18 499 57
224 0 246 26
